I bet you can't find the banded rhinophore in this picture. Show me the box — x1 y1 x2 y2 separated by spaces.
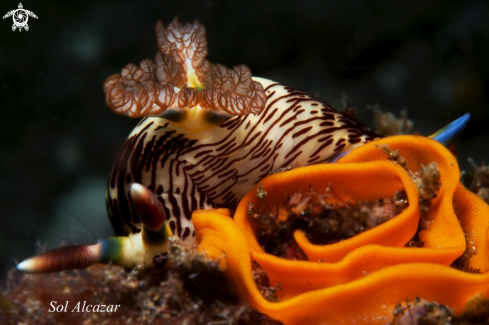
17 18 469 273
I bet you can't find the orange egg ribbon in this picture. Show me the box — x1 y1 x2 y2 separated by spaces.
193 135 489 324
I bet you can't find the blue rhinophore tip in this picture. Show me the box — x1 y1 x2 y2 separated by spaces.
429 113 471 147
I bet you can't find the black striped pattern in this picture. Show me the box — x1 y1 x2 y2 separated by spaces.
106 77 380 244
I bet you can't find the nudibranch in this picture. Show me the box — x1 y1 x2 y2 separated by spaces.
17 18 386 273
103 18 381 243
17 18 469 279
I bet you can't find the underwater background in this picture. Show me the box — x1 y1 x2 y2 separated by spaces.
0 0 488 274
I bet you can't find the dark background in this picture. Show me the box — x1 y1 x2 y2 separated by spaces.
1 0 488 274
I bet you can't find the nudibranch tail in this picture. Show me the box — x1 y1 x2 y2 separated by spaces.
429 113 470 147
329 114 471 163
103 17 266 132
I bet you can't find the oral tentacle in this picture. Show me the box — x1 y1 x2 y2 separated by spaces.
17 183 173 274
16 238 128 274
17 244 102 274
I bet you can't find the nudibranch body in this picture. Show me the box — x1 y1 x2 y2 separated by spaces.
107 77 380 243
104 19 380 244
18 18 467 274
